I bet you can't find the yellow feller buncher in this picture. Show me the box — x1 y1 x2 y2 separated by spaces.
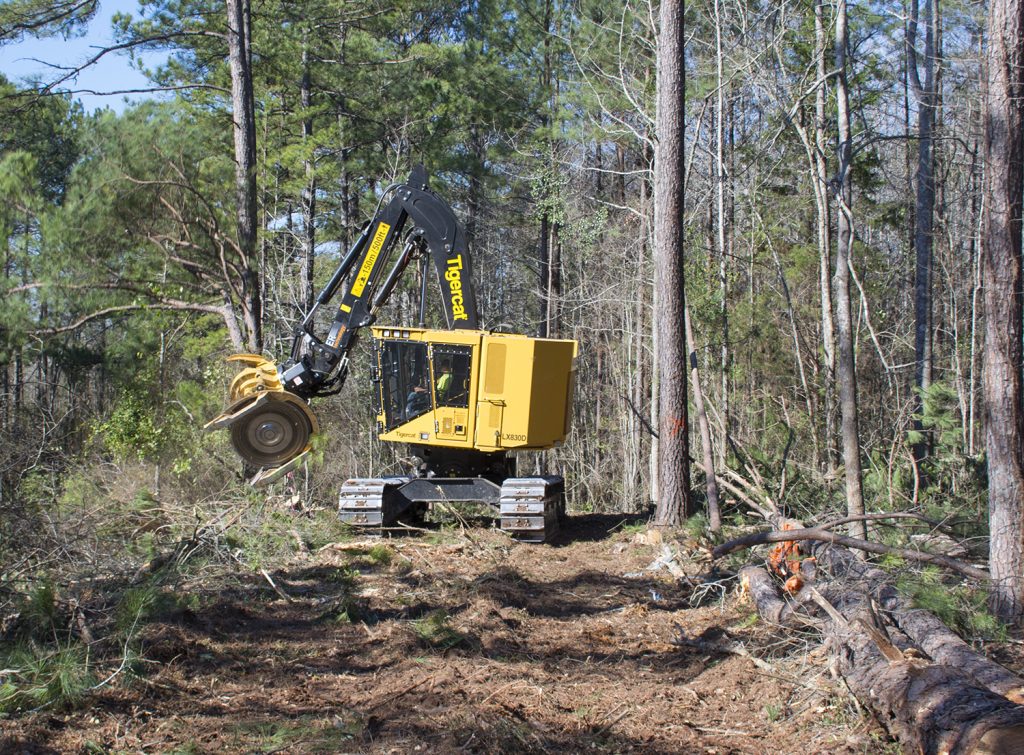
206 167 576 542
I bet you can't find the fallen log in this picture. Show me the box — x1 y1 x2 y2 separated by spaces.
720 514 1024 747
836 625 1024 754
739 566 795 625
713 525 990 580
738 564 820 627
741 564 1024 754
806 540 1024 704
728 518 1024 697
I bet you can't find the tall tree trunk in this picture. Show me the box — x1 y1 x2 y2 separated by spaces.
713 0 731 456
1 359 8 434
628 215 649 512
300 38 316 315
537 0 554 339
814 0 837 472
967 101 982 455
467 127 483 250
547 222 562 338
685 305 721 530
227 0 260 351
983 0 1024 624
2 243 11 431
642 140 658 509
653 0 691 526
908 0 936 466
538 213 550 338
546 8 562 340
833 0 866 539
335 22 354 248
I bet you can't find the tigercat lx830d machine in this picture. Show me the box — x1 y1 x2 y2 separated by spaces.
205 166 577 542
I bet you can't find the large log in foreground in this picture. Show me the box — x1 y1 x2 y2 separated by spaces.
808 538 1024 704
734 538 1024 754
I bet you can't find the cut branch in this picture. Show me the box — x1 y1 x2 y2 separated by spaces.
713 526 989 581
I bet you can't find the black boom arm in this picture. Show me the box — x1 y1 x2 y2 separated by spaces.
278 166 479 398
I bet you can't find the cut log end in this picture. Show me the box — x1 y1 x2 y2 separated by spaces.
973 724 1024 755
1005 689 1024 706
737 537 1024 755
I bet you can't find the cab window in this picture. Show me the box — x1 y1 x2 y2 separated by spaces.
379 340 431 429
431 346 472 408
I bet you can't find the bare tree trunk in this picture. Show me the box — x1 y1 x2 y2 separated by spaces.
547 221 561 338
833 0 866 539
2 243 11 431
653 0 691 526
1 359 8 434
815 0 837 472
537 0 554 340
713 0 731 455
538 212 550 338
908 0 936 466
300 37 316 315
983 0 1024 624
467 127 483 250
546 13 562 341
227 0 260 352
335 22 354 248
642 140 658 510
967 32 984 457
13 343 22 414
685 305 721 530
968 143 982 455
628 236 649 512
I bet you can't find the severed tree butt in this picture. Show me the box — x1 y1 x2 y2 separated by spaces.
805 541 1024 704
834 615 1024 754
739 563 1024 754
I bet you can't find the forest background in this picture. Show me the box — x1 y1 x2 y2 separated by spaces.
2 0 1022 714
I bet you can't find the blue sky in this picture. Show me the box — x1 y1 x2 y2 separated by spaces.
0 0 166 113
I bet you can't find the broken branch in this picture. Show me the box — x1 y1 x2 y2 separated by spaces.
712 526 989 581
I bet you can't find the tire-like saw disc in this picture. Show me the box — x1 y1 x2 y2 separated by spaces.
229 397 313 468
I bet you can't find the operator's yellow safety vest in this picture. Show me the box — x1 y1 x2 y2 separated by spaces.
436 371 452 398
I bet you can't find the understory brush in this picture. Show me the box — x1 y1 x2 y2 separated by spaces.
0 643 95 714
411 609 467 650
1 447 358 717
896 566 1006 641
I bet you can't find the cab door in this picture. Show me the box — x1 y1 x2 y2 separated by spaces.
377 339 431 431
431 345 473 442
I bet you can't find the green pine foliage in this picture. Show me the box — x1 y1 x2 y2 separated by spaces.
898 567 1006 641
0 644 96 715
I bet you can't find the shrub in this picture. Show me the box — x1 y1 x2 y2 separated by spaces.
411 610 465 650
0 644 95 714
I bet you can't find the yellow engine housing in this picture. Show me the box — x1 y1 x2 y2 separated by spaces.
372 327 577 453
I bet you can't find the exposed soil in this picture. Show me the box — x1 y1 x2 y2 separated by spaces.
3 515 893 754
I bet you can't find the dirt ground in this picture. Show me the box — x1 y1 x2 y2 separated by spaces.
2 514 896 754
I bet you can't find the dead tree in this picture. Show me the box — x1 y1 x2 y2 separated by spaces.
908 0 937 466
226 0 261 351
833 0 866 539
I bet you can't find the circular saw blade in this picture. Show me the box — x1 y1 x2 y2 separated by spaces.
229 397 313 468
